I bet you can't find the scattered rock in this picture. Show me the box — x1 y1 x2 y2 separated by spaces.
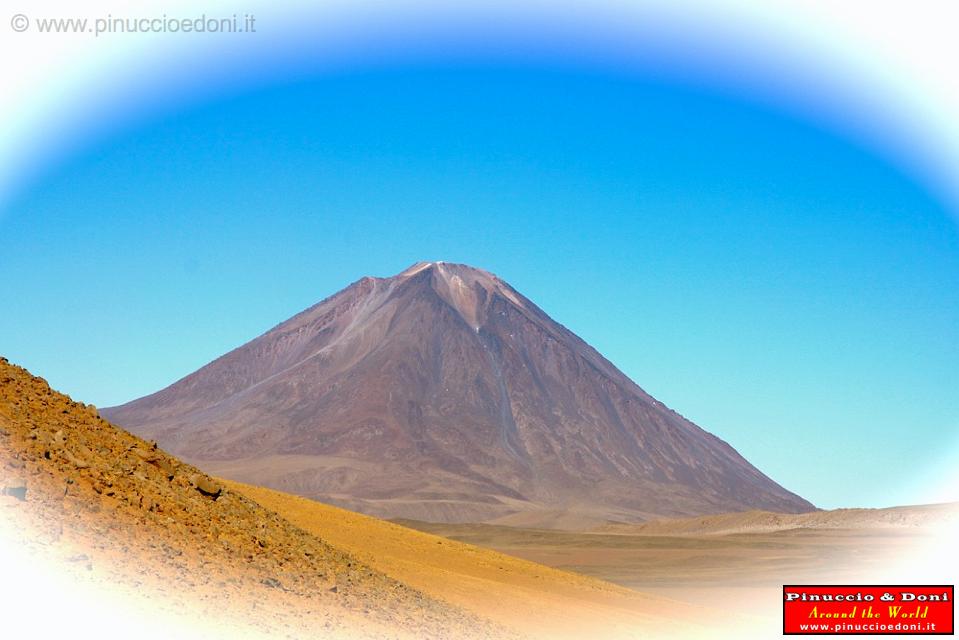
63 450 90 469
152 457 176 480
192 474 222 500
132 447 155 462
133 446 176 479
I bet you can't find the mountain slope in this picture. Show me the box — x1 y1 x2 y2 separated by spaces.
105 262 813 522
0 356 501 639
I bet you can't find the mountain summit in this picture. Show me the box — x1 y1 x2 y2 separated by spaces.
104 262 813 523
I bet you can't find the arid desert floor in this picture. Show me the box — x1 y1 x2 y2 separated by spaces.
398 504 959 618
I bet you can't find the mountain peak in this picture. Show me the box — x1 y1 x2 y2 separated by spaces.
396 261 495 280
391 262 523 331
104 264 813 523
397 261 438 277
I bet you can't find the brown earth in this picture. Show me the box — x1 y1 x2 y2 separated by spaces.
0 356 510 639
399 504 959 623
104 261 812 523
224 479 731 640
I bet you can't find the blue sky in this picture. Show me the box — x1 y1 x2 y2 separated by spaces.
2 35 958 510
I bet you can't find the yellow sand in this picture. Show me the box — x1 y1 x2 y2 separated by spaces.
224 480 724 640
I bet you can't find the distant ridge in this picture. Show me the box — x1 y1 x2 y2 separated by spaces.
593 502 959 536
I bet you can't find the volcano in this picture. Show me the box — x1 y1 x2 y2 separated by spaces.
104 262 813 523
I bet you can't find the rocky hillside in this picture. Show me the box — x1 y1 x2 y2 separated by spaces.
0 357 507 639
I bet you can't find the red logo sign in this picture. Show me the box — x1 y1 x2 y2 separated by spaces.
783 585 954 635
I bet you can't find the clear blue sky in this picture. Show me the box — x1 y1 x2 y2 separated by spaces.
2 29 958 510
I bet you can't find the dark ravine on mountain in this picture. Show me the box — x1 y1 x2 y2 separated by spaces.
104 262 814 524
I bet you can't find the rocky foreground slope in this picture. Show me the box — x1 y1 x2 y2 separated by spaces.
0 357 506 639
